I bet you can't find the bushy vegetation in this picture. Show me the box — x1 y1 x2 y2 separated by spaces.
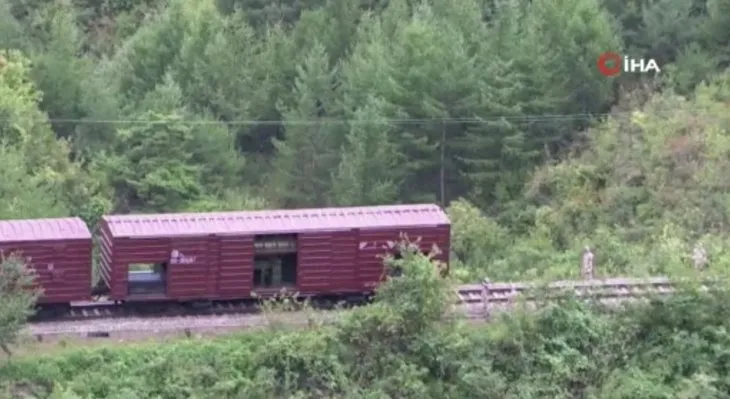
0 254 42 357
0 0 729 282
2 251 730 398
448 75 730 282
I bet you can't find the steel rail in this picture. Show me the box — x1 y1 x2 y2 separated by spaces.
30 276 724 325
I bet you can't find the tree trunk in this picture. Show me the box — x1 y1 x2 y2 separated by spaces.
1 342 12 357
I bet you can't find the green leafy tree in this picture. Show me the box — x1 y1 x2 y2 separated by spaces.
517 0 619 146
269 41 343 207
47 383 83 399
71 57 125 156
0 253 41 357
28 0 94 140
291 0 360 66
335 242 460 395
229 24 299 165
359 1 483 204
524 73 730 276
0 0 26 50
215 0 326 27
446 198 511 280
0 49 106 220
97 111 205 212
184 190 271 212
601 0 721 95
331 95 403 206
0 145 68 219
172 0 248 122
95 73 245 213
445 0 620 212
170 6 301 176
135 74 244 196
108 0 190 102
454 33 537 208
705 0 730 67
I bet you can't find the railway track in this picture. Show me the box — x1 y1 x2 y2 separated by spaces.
30 285 489 324
28 283 489 324
27 277 725 339
29 276 723 325
31 296 355 323
480 276 712 301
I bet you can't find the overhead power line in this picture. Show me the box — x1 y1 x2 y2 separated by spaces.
9 115 592 125
0 109 725 125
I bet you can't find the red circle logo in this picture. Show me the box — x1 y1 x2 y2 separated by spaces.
597 52 622 77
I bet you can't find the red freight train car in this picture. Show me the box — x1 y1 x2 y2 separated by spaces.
98 204 450 302
0 217 93 304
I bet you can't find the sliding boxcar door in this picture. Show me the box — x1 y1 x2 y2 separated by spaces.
297 232 333 295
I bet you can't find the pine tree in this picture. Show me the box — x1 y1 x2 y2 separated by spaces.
332 95 403 206
291 0 360 66
453 0 620 210
97 111 204 212
0 1 25 50
342 0 485 204
515 0 619 148
452 1 539 208
706 0 730 68
28 1 93 140
136 74 243 197
270 41 344 207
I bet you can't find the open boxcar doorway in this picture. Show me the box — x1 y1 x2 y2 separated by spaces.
127 262 167 296
253 234 297 293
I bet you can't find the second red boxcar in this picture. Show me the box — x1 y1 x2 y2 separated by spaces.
98 204 450 301
0 217 93 303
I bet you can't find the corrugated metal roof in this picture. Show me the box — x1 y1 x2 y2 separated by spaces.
0 217 92 242
103 204 450 238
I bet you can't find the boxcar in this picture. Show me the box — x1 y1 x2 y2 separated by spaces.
0 217 93 304
98 204 450 302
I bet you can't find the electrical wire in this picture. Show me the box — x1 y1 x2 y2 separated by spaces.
1 108 725 126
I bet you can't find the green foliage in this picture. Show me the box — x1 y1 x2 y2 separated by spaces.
0 254 41 357
5 257 730 397
0 145 69 219
97 111 206 212
2 0 726 218
0 250 462 397
0 49 107 222
0 1 26 50
1 0 730 393
137 74 244 196
269 41 343 207
443 74 730 283
171 1 253 122
216 0 326 28
446 199 510 281
27 1 93 140
331 94 403 206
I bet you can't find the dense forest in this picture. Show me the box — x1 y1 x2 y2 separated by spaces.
1 0 729 282
2 1 730 396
